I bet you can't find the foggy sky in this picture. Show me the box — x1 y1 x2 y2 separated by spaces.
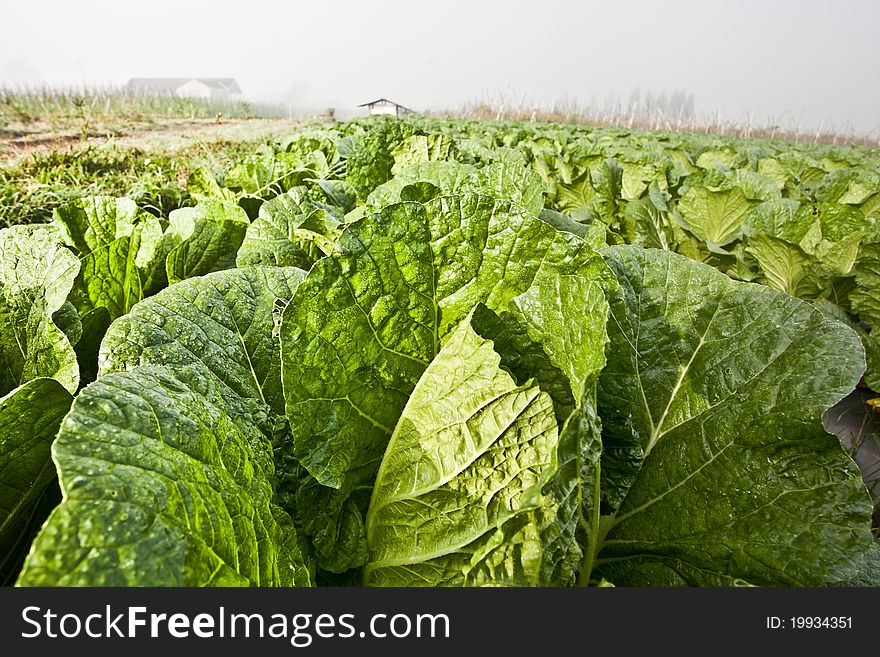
2 0 878 135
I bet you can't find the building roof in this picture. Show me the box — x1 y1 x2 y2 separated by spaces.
357 98 414 112
125 78 242 93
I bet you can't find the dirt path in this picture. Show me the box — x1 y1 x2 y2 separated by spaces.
0 118 305 165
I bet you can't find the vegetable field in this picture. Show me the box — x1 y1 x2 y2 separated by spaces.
2 116 879 587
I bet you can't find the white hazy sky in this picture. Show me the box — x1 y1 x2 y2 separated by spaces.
2 0 878 135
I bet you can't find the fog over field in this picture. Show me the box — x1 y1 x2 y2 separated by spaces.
1 0 878 135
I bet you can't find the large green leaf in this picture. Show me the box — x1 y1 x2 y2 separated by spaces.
556 172 597 220
755 202 869 253
591 246 872 586
677 185 757 246
282 194 598 492
187 167 238 203
618 161 667 201
236 187 343 269
695 148 742 171
363 245 612 587
100 266 307 422
21 266 311 586
756 158 789 190
749 198 801 238
223 145 279 198
745 234 816 297
507 267 611 586
165 199 250 284
727 169 782 202
68 234 143 320
0 379 72 584
53 196 166 280
833 540 880 587
465 162 546 217
800 203 871 242
365 161 477 212
364 318 559 586
624 194 675 251
463 258 612 586
391 134 460 173
281 194 602 569
346 118 419 200
850 242 880 389
311 179 357 214
52 196 165 320
52 196 141 252
0 225 80 395
17 366 309 587
851 243 880 329
100 266 311 578
366 162 545 217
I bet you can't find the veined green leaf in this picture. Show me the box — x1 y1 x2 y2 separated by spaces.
281 194 604 570
165 199 250 284
462 162 547 217
100 266 306 422
52 196 165 320
695 149 741 170
851 243 880 330
619 161 667 201
797 203 871 243
726 169 782 202
346 118 419 200
592 246 872 586
556 172 597 220
486 261 611 586
363 242 612 587
311 179 357 214
391 134 460 174
68 234 143 319
756 158 789 190
52 196 141 253
746 234 815 297
367 161 545 217
17 366 309 587
0 379 72 584
282 194 599 492
236 187 343 269
187 167 238 203
677 185 757 246
0 225 80 395
21 266 311 586
365 161 477 211
624 196 674 251
364 318 558 586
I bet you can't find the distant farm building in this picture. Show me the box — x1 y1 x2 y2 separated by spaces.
358 98 414 117
125 78 242 100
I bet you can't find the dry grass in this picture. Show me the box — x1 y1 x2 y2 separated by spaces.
0 86 299 164
0 85 289 140
435 94 880 148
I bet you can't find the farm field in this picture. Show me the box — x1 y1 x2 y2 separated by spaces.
1 112 878 587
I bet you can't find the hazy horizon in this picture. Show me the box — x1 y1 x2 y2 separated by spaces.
2 0 878 135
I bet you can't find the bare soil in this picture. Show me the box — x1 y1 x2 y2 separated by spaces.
0 118 304 165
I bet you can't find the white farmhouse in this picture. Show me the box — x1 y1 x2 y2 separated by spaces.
125 78 242 100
